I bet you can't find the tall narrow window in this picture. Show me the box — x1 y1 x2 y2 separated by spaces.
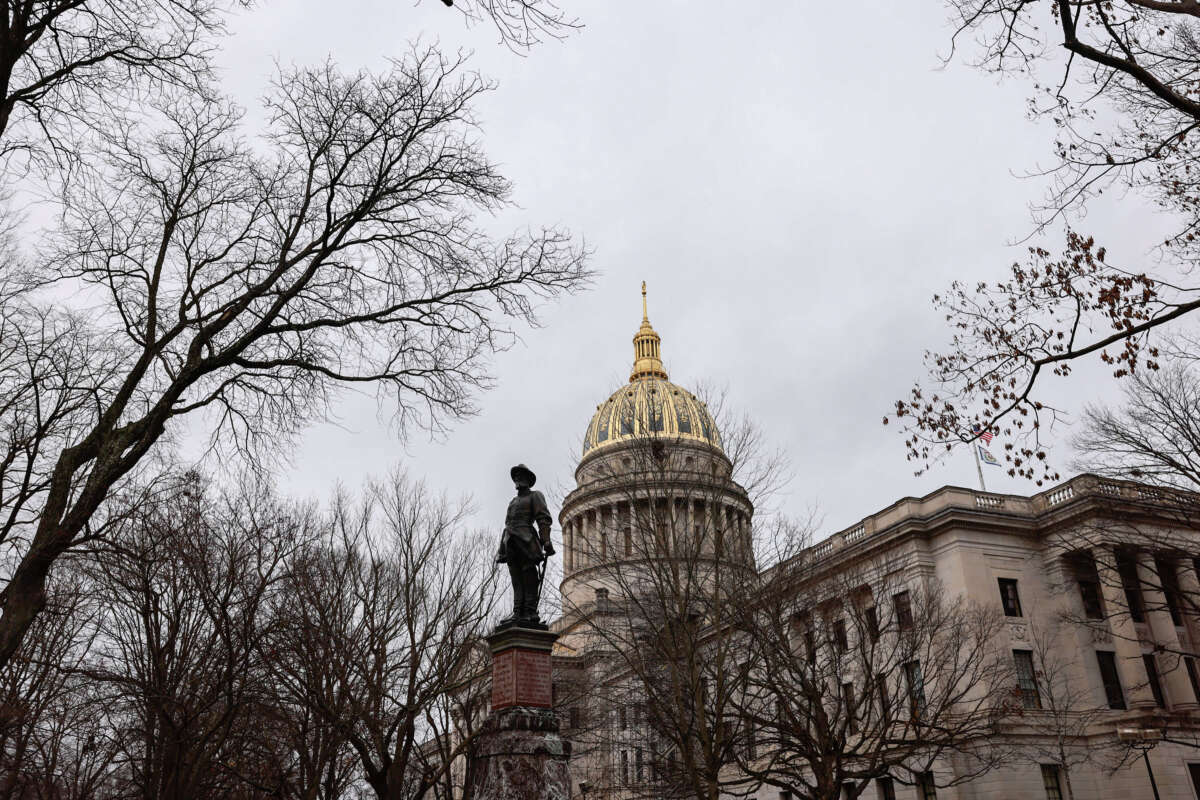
624 526 632 557
1187 657 1200 704
1040 765 1063 800
998 578 1023 617
894 591 913 632
876 672 890 721
1014 650 1042 709
1116 551 1146 622
864 605 880 642
876 777 896 800
1096 651 1127 710
843 681 858 734
1078 576 1105 619
832 618 848 652
635 747 643 782
595 587 609 613
1159 557 1184 625
904 660 926 719
1144 653 1167 708
917 772 938 800
621 750 629 784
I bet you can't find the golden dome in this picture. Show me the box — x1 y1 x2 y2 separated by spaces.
581 283 722 457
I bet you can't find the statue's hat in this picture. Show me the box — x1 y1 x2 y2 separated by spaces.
510 464 537 486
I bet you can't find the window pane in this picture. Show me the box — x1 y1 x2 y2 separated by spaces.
998 578 1023 617
1144 653 1166 708
876 776 896 800
1079 578 1104 619
1097 651 1126 710
1014 650 1042 709
865 606 880 641
894 591 913 631
1116 551 1146 623
1040 764 1063 800
918 772 938 800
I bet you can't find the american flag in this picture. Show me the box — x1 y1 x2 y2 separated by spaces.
972 425 994 445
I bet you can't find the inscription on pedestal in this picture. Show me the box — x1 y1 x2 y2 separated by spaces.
491 650 516 709
491 646 553 710
515 649 552 707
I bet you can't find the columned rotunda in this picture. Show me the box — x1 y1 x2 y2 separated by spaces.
556 284 753 616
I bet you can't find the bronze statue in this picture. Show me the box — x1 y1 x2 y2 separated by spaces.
497 464 554 627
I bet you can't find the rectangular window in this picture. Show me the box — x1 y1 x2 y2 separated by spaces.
998 578 1023 617
1116 551 1146 623
1040 764 1063 800
917 771 937 800
624 526 632 557
595 587 609 612
569 707 581 729
1187 763 1200 799
804 626 816 665
876 776 896 800
876 672 890 721
779 793 793 800
635 747 643 782
1013 650 1042 709
904 660 926 719
619 707 628 729
833 618 848 652
894 591 913 632
1187 657 1200 704
1078 577 1105 620
1159 557 1184 625
621 750 629 784
1144 653 1166 708
865 605 880 642
843 681 857 734
745 719 756 759
1096 651 1127 710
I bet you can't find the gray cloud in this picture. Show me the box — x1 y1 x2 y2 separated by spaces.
205 1 1172 544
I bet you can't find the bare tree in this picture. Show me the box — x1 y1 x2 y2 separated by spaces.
731 550 1013 800
0 1 580 171
0 45 588 668
81 469 308 800
0 579 118 800
893 1 1200 480
268 471 498 800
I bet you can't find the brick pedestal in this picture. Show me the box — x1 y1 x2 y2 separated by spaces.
470 626 571 800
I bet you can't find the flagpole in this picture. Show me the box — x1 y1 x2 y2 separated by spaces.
972 443 987 492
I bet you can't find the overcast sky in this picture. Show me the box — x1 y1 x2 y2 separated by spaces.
208 1 1175 550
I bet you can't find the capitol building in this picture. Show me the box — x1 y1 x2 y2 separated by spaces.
533 287 1200 800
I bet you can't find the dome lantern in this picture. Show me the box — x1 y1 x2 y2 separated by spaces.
630 281 668 382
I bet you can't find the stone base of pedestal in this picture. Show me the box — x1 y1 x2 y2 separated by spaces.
471 626 571 799
468 706 572 800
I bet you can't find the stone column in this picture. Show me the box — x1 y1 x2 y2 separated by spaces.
1094 547 1156 709
470 626 571 799
1137 552 1196 709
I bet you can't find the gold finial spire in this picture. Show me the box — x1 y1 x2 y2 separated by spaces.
630 281 668 382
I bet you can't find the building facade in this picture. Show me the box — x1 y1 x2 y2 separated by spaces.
545 289 1200 800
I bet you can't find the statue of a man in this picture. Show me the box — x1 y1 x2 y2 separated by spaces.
497 464 555 626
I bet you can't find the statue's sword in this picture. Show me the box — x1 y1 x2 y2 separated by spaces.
536 552 547 603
